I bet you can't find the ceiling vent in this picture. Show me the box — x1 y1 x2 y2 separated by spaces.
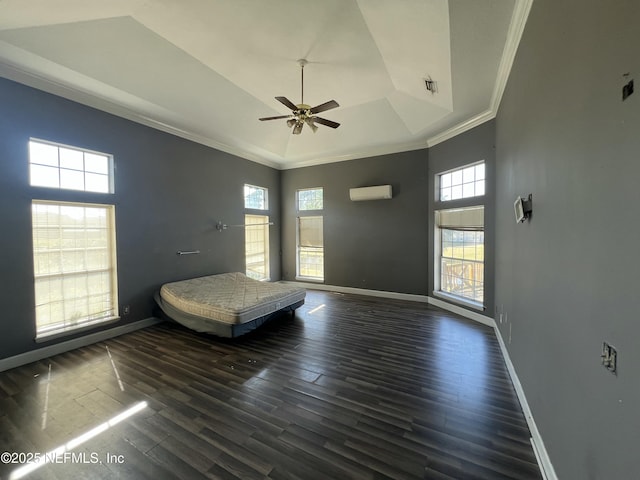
424 77 437 94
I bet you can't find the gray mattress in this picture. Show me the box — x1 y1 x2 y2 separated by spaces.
155 272 306 337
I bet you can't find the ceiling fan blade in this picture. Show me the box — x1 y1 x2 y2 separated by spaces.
309 100 339 115
259 115 291 121
275 96 298 111
292 121 304 135
313 116 340 129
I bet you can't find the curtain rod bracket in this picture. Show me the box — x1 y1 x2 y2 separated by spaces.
215 221 228 232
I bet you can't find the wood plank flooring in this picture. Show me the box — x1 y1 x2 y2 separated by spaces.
0 290 541 479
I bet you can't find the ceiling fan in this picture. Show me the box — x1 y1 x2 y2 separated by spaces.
259 59 340 135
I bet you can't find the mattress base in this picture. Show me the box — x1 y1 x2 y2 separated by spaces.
154 291 304 338
160 272 306 325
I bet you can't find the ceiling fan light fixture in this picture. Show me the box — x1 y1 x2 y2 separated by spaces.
259 59 340 134
305 117 318 133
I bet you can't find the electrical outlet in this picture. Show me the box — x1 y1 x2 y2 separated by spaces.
123 305 130 316
623 79 634 101
601 342 617 374
609 348 617 374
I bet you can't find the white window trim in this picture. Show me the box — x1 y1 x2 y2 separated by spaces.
244 184 269 211
437 160 485 202
434 206 485 307
295 216 325 282
32 200 119 340
297 187 324 211
432 289 484 312
245 213 270 281
296 188 324 282
29 138 115 194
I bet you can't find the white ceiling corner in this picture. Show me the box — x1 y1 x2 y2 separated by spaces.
0 0 531 169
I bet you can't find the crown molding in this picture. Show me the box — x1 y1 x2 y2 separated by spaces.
278 139 429 170
426 0 533 148
0 0 531 170
426 109 496 148
0 58 283 170
490 0 534 112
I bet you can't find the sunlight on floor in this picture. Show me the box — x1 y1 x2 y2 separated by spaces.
10 401 147 480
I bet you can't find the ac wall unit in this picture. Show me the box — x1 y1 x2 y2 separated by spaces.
349 185 393 201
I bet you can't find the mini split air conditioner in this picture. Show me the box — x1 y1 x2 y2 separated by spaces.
349 185 393 201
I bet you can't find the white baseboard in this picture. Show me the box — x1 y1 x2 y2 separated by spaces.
426 295 495 327
0 317 161 373
289 281 497 327
288 281 432 304
494 326 558 480
289 281 556 479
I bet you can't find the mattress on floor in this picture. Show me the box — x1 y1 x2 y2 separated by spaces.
159 272 306 325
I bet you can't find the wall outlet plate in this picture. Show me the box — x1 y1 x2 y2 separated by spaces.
602 341 617 374
623 79 634 100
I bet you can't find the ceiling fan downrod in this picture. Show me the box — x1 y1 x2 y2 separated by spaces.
298 58 307 106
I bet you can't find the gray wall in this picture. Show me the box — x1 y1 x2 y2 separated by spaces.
281 151 429 295
495 0 639 478
428 120 496 315
0 77 280 360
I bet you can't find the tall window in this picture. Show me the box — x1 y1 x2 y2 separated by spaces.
296 188 324 281
435 206 484 305
244 184 269 280
29 139 113 193
32 200 118 338
29 139 117 339
439 162 484 201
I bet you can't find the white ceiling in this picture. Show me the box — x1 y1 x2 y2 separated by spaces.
0 0 531 169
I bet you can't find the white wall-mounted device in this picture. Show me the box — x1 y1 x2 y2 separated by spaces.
514 194 533 223
349 185 393 201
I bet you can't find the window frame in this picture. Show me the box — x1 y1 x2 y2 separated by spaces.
243 184 270 280
244 213 270 281
297 187 324 211
244 184 269 211
438 161 485 202
31 199 119 341
29 138 115 194
434 206 484 310
296 187 324 282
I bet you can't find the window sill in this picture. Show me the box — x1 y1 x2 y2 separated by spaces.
295 276 325 283
35 316 120 343
432 291 484 312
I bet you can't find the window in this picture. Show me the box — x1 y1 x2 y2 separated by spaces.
439 162 484 201
296 188 324 281
298 187 323 211
297 216 324 280
244 184 268 210
32 200 118 338
245 214 270 280
29 139 113 193
244 184 269 280
435 206 484 305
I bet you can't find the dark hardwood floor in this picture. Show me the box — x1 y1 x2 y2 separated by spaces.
0 290 541 479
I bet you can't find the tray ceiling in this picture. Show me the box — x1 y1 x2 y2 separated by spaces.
0 0 531 169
